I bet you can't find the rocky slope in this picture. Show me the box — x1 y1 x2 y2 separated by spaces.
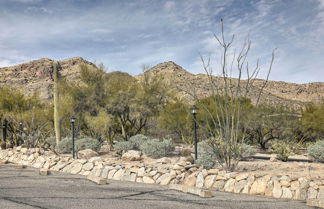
0 57 94 100
136 61 324 106
0 58 323 106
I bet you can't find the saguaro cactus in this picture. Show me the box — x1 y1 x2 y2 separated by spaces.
53 61 61 144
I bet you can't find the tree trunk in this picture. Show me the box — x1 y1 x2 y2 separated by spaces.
53 62 61 144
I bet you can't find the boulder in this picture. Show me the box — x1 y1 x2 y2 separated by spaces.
195 172 205 188
82 162 94 171
204 175 216 189
156 157 171 164
307 187 318 199
70 163 83 174
224 178 236 192
122 150 142 161
137 167 146 177
273 181 282 198
281 187 293 199
112 169 124 180
212 180 225 191
143 176 155 184
107 169 117 179
184 173 197 187
235 173 249 181
234 180 247 193
87 174 107 185
78 149 98 159
101 166 110 179
159 173 174 185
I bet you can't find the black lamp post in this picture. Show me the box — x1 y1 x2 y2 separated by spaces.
2 119 7 142
19 122 23 145
71 117 76 159
191 105 198 160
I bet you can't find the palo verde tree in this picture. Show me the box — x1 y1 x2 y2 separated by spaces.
245 104 302 149
158 98 192 144
301 103 324 140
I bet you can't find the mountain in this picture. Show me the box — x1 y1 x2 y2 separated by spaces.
0 57 94 100
0 58 323 106
135 61 324 107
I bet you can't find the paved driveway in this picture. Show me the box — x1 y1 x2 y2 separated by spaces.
0 164 315 209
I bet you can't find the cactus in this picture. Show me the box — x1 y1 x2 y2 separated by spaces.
53 61 61 144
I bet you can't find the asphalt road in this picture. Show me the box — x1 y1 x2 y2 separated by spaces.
0 164 315 209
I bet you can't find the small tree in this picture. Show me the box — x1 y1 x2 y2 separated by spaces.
158 98 192 144
301 103 324 140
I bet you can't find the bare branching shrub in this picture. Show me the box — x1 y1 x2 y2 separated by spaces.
185 20 275 170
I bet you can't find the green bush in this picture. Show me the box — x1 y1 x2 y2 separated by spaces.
196 153 216 169
129 134 149 150
196 139 255 168
268 140 300 161
114 134 150 152
196 140 217 168
44 136 56 149
56 137 74 154
75 137 101 152
114 141 134 153
308 140 324 162
56 137 100 153
240 143 257 159
139 138 174 158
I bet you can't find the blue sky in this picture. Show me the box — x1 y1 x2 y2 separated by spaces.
0 0 323 83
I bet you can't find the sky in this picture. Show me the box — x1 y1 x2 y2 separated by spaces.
0 0 323 83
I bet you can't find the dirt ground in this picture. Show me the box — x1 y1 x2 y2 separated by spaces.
237 159 324 179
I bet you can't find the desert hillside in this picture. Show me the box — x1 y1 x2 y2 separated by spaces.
0 58 323 106
136 61 324 106
0 57 94 100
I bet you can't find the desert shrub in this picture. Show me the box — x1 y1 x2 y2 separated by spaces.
195 153 216 169
196 140 217 169
113 141 134 153
140 138 174 158
268 140 300 161
180 148 192 157
308 140 324 162
44 136 56 149
240 143 257 159
197 138 255 169
129 134 149 149
75 137 101 152
114 134 150 153
56 137 74 154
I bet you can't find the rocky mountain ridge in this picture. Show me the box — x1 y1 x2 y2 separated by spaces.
0 57 94 100
0 58 323 106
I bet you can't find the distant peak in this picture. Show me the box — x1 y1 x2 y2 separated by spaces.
145 61 191 75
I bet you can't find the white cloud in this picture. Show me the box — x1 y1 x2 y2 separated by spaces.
10 0 42 3
27 6 52 14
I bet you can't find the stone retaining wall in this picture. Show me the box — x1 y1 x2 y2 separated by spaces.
0 147 323 208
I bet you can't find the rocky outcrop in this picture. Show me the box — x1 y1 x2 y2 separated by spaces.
0 147 323 208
